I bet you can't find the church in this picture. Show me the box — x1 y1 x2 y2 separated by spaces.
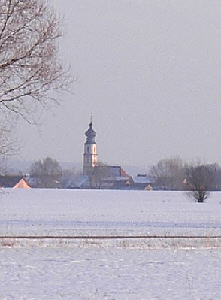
82 119 130 189
62 119 152 189
83 119 98 176
81 119 152 190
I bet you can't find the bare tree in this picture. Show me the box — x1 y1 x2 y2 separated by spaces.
185 164 213 202
29 157 62 188
91 163 112 188
0 0 68 120
209 163 221 191
149 157 185 190
0 123 18 157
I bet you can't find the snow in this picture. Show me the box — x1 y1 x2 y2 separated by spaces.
0 189 220 299
0 248 220 299
0 189 220 237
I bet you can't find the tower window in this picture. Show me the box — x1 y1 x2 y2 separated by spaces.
87 146 89 153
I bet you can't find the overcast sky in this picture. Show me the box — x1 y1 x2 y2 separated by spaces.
17 0 221 169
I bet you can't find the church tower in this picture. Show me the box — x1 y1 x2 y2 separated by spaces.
83 118 98 175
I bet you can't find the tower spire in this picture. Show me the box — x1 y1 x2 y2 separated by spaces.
90 113 93 125
83 117 98 175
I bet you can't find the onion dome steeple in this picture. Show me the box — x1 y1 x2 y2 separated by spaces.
83 116 98 175
85 120 96 144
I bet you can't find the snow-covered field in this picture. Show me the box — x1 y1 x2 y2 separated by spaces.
0 247 220 299
0 189 220 299
0 189 221 237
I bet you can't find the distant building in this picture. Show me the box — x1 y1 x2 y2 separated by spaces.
61 118 153 190
130 174 153 190
83 119 98 176
98 166 131 189
81 120 129 189
13 178 31 189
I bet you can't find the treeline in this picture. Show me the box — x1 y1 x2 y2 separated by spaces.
148 157 221 201
27 156 221 202
28 157 79 189
2 156 220 202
